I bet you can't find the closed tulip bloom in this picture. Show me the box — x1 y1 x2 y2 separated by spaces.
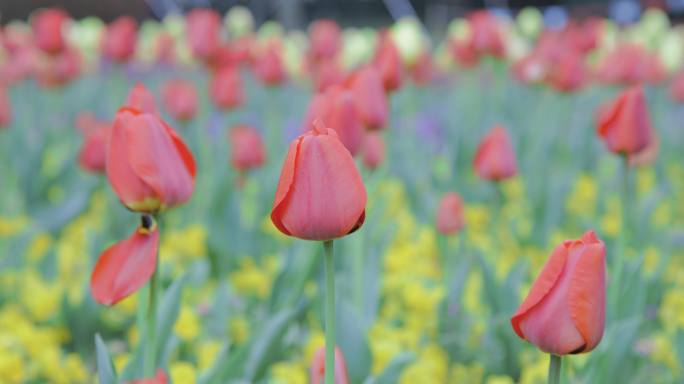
436 192 465 235
123 83 158 114
473 125 518 181
101 16 138 63
362 132 386 170
229 124 266 171
90 216 159 305
210 66 244 110
511 230 606 355
308 20 342 63
310 346 350 384
271 120 366 241
0 87 11 128
254 40 287 86
107 107 195 213
302 87 364 156
373 34 403 92
186 8 221 62
347 66 388 131
162 78 198 122
596 86 653 155
31 8 68 55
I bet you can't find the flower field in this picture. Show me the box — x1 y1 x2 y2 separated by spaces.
1 5 684 384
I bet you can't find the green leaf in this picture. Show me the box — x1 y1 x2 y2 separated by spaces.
95 334 118 384
155 275 186 365
336 299 372 383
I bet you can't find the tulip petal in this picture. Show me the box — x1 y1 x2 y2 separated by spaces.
568 232 606 353
91 224 159 305
163 120 196 177
271 137 303 236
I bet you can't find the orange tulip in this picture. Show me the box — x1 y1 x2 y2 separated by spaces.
310 346 350 384
511 230 605 355
127 368 168 384
101 16 138 63
302 87 364 156
596 86 653 155
185 8 221 62
31 8 68 55
90 216 159 305
162 78 198 122
346 66 388 131
76 113 109 173
106 106 195 213
0 87 11 128
271 120 366 241
123 83 158 114
436 192 465 235
473 125 518 181
209 66 244 110
229 124 266 172
362 132 386 171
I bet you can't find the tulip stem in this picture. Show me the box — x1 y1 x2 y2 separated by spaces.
143 217 160 377
548 354 561 384
323 240 335 384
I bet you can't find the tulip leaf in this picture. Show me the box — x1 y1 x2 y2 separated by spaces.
336 299 372 383
155 274 186 365
95 334 118 384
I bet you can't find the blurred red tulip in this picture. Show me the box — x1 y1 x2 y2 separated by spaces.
34 47 82 88
511 230 605 355
452 10 505 66
76 113 109 173
231 35 256 67
162 78 198 122
346 66 388 131
310 346 350 384
302 87 364 155
229 124 266 172
253 40 287 86
596 86 653 155
90 215 159 306
408 52 435 86
669 71 684 103
206 43 237 71
594 43 665 85
473 125 518 181
271 120 366 241
546 49 585 93
373 33 403 92
123 83 158 114
154 31 176 64
31 8 68 55
107 106 195 213
127 369 168 384
362 132 386 170
0 87 11 128
436 192 465 235
209 66 244 110
311 59 345 92
101 16 138 63
308 20 342 63
186 8 221 62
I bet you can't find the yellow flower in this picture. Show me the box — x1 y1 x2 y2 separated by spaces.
566 173 597 217
0 215 29 236
197 340 222 370
487 375 515 384
660 289 684 331
20 271 62 322
27 232 53 263
229 258 277 299
519 354 548 384
449 362 484 384
304 330 325 364
229 316 250 345
400 345 449 384
175 306 201 342
0 347 24 383
113 353 130 374
170 361 197 384
636 167 656 196
271 361 307 384
651 333 680 376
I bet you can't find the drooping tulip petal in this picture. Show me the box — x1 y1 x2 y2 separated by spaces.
90 217 159 306
271 120 366 241
473 125 518 181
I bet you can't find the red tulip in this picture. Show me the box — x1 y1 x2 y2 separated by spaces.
101 16 138 63
545 49 585 93
90 216 159 305
436 192 465 236
511 230 605 355
361 132 385 170
253 40 287 86
311 59 345 92
271 120 366 241
596 86 653 155
185 8 221 62
467 11 506 59
310 346 350 384
373 33 403 92
154 32 176 65
106 106 195 213
669 71 684 103
302 87 364 156
231 35 256 67
76 112 109 173
34 47 82 88
594 43 665 85
123 83 158 114
473 125 518 181
162 78 198 122
31 8 68 55
408 52 435 86
229 124 266 172
127 368 168 384
0 87 11 128
209 66 244 110
346 66 388 131
308 20 342 63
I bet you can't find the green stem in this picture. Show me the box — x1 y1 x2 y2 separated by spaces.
143 216 161 377
612 156 630 314
548 354 561 384
323 240 335 384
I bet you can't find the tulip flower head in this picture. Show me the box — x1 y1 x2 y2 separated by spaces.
106 106 195 213
186 8 221 63
511 230 606 355
124 83 158 114
310 346 350 384
373 33 403 92
436 192 465 235
229 124 266 172
209 66 244 110
473 125 518 181
346 66 389 131
90 215 159 305
596 86 653 156
302 87 364 156
31 8 69 55
271 120 366 241
362 132 386 170
101 16 138 63
162 78 198 122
